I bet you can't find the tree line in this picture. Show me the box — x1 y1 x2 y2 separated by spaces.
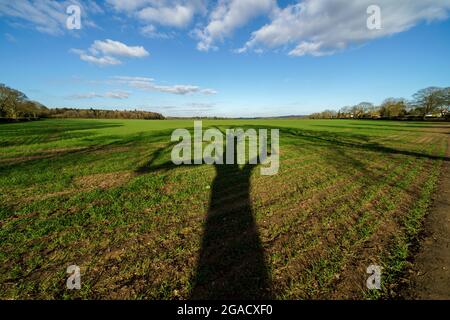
0 83 164 120
47 108 164 120
309 87 450 120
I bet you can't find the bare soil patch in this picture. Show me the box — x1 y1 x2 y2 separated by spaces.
402 136 450 299
74 171 135 190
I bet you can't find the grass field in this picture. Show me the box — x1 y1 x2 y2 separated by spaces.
0 118 448 299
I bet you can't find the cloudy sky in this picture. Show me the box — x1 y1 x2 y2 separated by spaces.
1 0 449 117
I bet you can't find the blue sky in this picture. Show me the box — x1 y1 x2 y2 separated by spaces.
1 0 449 117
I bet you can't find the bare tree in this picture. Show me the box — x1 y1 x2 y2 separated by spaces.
412 87 446 118
436 87 450 117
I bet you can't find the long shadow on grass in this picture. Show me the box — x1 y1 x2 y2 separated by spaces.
189 141 272 300
311 123 450 134
136 136 272 299
0 120 124 147
282 128 449 162
0 130 175 174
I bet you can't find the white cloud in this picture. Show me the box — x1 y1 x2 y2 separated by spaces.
4 0 449 56
138 3 196 28
107 0 206 28
71 40 149 66
104 91 131 99
112 76 218 95
113 76 155 82
90 39 149 57
288 41 334 57
106 0 151 12
69 91 130 99
140 24 173 38
241 0 450 56
144 102 217 117
194 0 276 51
198 88 218 95
79 53 122 66
0 0 101 35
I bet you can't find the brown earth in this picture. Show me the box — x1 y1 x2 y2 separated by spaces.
402 136 450 299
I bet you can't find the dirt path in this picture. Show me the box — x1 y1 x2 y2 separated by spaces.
402 136 450 299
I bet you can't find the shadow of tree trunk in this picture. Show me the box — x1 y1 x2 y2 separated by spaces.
190 143 272 299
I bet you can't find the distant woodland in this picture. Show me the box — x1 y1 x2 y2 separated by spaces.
0 84 164 121
310 87 450 120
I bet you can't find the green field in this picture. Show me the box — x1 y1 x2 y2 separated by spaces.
0 119 448 299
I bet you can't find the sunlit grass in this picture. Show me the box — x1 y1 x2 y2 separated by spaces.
0 118 448 299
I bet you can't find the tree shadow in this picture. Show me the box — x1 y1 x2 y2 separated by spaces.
0 120 124 147
189 138 272 300
135 134 272 299
311 123 450 134
135 141 178 174
282 128 449 162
